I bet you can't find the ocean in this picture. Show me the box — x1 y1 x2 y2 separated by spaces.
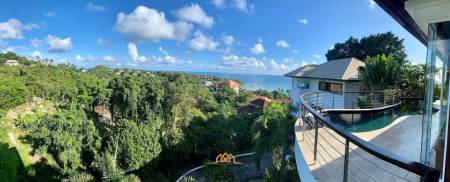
189 72 292 91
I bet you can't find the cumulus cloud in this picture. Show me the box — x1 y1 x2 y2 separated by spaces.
250 41 265 54
86 2 106 12
223 34 234 46
115 6 193 42
313 54 322 58
128 43 146 62
102 55 115 61
0 19 39 40
188 31 218 51
276 40 289 48
76 54 84 61
162 55 176 64
174 4 214 28
368 0 376 9
233 0 255 13
298 18 308 24
269 59 288 70
221 54 265 69
292 49 299 54
46 35 73 53
31 50 41 59
30 38 43 48
211 0 226 8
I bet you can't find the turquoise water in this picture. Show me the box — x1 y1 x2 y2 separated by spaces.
331 101 423 133
189 71 291 91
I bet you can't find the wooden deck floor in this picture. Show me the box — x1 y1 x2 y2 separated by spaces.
295 115 423 182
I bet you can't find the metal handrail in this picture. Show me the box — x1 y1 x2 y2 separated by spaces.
299 91 440 182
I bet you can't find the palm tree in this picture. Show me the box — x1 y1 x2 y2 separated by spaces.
358 54 401 90
252 102 295 182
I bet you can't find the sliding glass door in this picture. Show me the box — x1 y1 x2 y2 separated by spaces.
422 21 450 178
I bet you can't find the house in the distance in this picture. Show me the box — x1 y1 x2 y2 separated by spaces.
284 57 365 109
5 60 19 66
237 96 272 113
217 80 240 93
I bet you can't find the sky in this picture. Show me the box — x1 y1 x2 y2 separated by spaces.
0 0 427 75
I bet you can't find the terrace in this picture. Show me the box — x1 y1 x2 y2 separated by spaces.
293 91 440 181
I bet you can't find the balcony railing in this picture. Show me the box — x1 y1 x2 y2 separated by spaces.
295 91 440 182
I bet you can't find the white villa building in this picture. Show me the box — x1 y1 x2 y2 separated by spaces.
5 60 19 66
285 57 365 109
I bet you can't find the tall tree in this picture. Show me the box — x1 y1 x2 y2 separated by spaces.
252 103 295 182
326 32 407 63
358 54 401 90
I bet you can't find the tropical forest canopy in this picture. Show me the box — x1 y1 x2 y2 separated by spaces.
0 52 297 182
325 31 407 63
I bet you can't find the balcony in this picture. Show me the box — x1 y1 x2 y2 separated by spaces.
293 91 440 182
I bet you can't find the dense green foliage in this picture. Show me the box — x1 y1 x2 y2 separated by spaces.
358 54 401 90
326 32 407 63
252 103 298 181
0 52 271 181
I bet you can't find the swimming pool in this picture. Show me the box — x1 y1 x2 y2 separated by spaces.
327 100 423 133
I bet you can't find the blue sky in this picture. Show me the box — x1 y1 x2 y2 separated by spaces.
0 0 426 75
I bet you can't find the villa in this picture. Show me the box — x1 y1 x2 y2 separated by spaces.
217 79 240 93
5 59 19 66
285 57 365 109
292 0 450 182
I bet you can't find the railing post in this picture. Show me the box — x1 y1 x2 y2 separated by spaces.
332 92 335 109
343 139 349 182
313 118 319 163
316 93 319 111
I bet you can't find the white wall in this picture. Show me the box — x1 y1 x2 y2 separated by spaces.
290 78 361 109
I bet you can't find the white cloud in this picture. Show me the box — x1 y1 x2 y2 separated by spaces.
0 19 39 40
76 54 84 61
269 59 288 70
30 38 43 48
221 54 266 69
174 4 214 28
31 50 41 59
86 2 106 12
276 40 289 48
250 42 265 54
159 46 169 55
102 55 115 61
162 55 176 64
292 49 299 54
298 18 308 24
115 6 193 42
368 0 376 9
43 12 56 17
211 0 226 8
2 46 14 53
233 0 255 13
301 60 308 66
46 35 73 53
223 34 234 46
188 31 218 51
313 54 322 58
128 43 146 62
96 38 110 46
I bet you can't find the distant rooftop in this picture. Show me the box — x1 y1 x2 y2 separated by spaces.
284 57 365 81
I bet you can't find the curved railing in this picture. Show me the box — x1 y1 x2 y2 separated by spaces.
295 91 440 182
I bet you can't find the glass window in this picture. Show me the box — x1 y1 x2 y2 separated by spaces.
301 81 310 89
319 81 342 93
422 21 450 176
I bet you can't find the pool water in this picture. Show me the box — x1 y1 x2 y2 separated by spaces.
328 101 423 133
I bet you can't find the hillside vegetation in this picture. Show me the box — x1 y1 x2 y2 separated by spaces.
0 52 294 181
